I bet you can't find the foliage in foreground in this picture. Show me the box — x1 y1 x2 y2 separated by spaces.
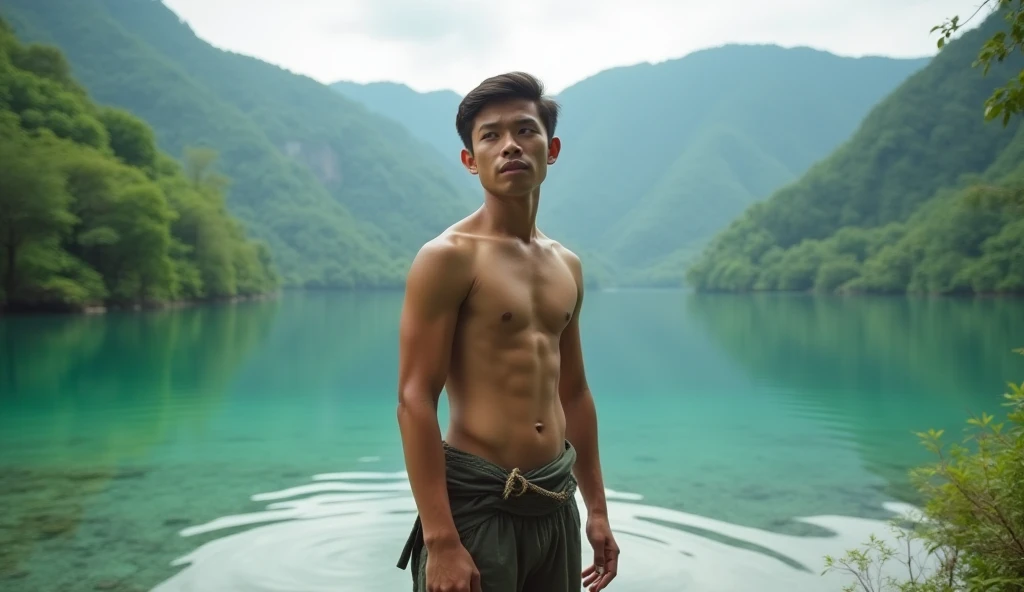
824 348 1024 591
0 17 277 311
934 0 1024 126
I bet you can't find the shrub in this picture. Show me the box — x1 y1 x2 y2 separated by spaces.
824 348 1024 591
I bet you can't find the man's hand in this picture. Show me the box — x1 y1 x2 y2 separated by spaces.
582 513 619 591
426 538 482 592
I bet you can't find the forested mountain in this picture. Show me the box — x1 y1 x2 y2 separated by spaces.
332 48 929 286
0 18 276 312
686 8 1024 295
1 0 476 289
329 80 468 185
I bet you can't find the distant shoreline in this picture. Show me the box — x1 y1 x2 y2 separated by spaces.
0 291 281 317
5 284 1023 317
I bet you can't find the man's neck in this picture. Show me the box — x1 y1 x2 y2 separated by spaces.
481 189 541 242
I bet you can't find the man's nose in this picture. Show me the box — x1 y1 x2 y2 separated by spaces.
501 138 522 157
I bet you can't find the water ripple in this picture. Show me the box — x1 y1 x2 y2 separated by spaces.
153 471 925 592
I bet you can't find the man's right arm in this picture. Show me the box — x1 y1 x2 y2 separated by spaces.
397 237 472 549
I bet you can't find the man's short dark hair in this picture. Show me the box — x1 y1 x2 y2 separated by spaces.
456 71 560 153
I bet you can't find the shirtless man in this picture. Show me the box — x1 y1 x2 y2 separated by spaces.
395 72 620 592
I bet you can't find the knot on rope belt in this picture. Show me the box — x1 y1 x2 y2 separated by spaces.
501 467 572 502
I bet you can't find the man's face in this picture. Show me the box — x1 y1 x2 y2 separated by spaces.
461 98 560 197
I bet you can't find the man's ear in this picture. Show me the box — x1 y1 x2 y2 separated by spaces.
461 148 478 175
547 136 561 165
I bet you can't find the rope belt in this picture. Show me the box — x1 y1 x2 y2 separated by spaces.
501 467 572 502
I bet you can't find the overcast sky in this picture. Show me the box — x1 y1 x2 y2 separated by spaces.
162 0 987 95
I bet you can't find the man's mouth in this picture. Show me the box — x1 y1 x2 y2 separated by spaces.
500 160 529 173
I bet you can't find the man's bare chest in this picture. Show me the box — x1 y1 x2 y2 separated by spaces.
466 250 578 336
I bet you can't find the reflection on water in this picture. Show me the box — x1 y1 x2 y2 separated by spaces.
0 299 281 582
686 292 1024 502
685 292 1024 398
1 298 282 464
154 470 924 592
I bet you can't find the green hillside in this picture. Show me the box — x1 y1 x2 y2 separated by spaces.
333 47 929 286
542 46 931 285
329 80 469 186
1 0 476 289
0 18 276 312
686 9 1024 295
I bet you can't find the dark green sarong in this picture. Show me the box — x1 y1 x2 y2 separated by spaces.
397 440 582 592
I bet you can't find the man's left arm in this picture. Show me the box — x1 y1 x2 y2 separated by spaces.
558 249 619 591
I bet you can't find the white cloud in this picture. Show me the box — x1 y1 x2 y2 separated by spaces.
162 0 989 95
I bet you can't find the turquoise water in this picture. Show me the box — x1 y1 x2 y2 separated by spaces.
2 289 1022 591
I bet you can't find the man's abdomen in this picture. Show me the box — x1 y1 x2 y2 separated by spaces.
446 407 565 473
446 338 566 472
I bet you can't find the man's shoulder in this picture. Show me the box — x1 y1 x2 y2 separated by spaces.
408 229 478 285
415 231 473 262
544 237 583 276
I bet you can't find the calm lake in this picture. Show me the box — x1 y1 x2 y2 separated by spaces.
2 289 1023 592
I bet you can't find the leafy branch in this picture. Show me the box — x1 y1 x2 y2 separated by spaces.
934 0 1024 125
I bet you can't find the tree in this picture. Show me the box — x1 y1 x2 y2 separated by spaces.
0 18 278 311
934 0 1024 125
0 125 76 302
